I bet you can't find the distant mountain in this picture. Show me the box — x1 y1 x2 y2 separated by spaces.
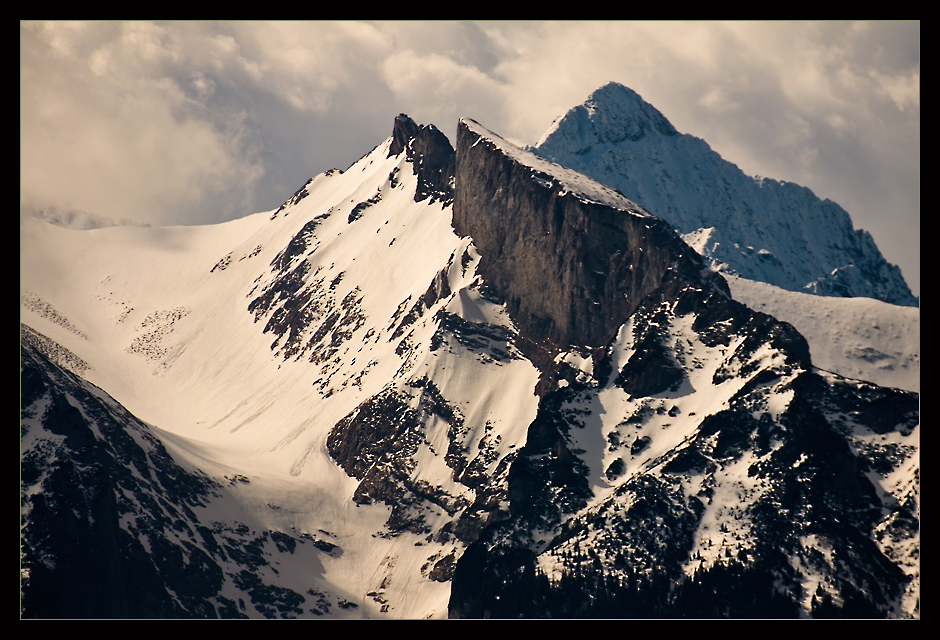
532 82 918 307
21 107 919 619
24 206 151 230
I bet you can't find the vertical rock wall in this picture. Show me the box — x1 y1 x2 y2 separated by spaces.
452 118 727 355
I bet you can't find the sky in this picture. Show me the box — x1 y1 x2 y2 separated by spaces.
20 20 920 296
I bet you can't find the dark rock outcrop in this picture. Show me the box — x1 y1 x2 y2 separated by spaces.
389 114 455 205
21 336 344 619
452 117 729 362
20 340 224 618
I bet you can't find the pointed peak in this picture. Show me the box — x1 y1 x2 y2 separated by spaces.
584 83 677 139
535 82 677 153
390 113 420 157
591 81 642 100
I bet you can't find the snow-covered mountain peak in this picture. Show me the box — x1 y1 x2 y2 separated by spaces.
533 84 918 307
536 82 677 150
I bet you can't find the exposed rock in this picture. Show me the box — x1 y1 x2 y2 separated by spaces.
389 114 455 205
20 339 340 618
453 117 729 362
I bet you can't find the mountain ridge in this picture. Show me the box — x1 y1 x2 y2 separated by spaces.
445 118 917 618
21 102 918 618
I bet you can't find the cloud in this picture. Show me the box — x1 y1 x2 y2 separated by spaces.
870 69 920 113
381 48 508 142
20 21 266 226
20 20 918 295
217 21 393 113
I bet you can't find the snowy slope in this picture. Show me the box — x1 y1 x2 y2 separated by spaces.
21 131 540 618
21 338 365 619
723 274 919 393
21 109 918 619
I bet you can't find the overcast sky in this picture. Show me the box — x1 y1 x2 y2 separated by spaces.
20 20 920 296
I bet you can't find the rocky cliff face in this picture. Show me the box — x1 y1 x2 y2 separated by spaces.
453 118 733 366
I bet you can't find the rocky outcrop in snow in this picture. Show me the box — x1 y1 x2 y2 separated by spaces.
390 114 455 205
446 114 918 619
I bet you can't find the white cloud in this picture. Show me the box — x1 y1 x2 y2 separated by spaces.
871 69 919 113
21 21 266 226
697 87 741 114
381 48 507 140
215 21 395 114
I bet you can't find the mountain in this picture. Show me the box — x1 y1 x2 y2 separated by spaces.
21 115 537 618
21 107 918 618
448 117 918 618
532 82 918 307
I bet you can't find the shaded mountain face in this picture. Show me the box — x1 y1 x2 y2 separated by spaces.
20 336 352 619
532 82 917 307
21 107 918 619
453 118 730 362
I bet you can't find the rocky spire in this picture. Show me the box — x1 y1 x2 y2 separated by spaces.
389 113 455 205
